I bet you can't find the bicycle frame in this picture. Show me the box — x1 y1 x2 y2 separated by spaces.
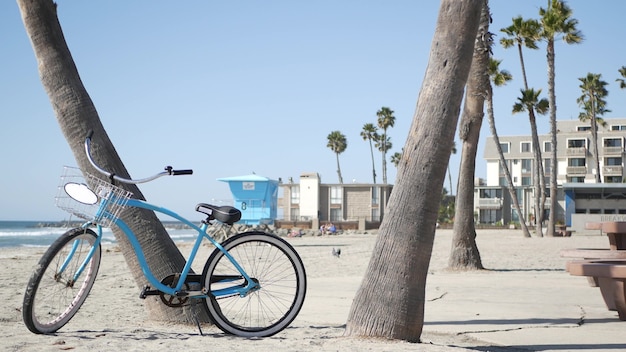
68 194 257 299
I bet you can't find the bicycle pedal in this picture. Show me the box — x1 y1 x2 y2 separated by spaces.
139 285 160 299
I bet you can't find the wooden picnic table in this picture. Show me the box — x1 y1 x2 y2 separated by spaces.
565 221 626 320
594 221 626 250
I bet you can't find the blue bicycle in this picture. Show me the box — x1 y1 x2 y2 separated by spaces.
22 132 307 337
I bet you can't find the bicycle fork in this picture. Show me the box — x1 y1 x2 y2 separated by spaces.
57 226 102 287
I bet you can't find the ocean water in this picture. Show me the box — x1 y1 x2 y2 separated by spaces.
0 221 198 248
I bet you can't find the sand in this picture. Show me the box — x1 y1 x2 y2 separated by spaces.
2 229 626 351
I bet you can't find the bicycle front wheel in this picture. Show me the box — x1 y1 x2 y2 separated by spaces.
202 231 307 337
23 227 101 334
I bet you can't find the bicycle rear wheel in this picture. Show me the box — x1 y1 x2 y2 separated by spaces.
23 227 101 334
202 231 306 337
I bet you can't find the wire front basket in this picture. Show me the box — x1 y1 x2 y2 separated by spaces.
55 166 133 228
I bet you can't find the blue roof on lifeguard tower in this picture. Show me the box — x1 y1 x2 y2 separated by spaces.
217 174 271 182
217 174 278 225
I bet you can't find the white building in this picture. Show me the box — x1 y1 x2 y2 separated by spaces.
476 118 626 232
278 172 393 231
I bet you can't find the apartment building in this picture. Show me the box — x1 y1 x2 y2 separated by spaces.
278 172 393 230
477 118 626 231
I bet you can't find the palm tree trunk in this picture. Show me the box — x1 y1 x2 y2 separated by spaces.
517 43 530 90
345 0 482 341
591 113 601 183
17 0 207 324
546 39 557 237
529 111 544 237
381 137 388 184
335 152 343 184
449 1 491 270
369 140 377 183
486 88 531 238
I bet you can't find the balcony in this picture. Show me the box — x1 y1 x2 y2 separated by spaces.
566 147 587 156
478 198 502 209
566 166 587 175
603 146 624 155
603 165 624 176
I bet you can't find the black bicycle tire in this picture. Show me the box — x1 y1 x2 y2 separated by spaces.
22 227 101 334
201 231 307 337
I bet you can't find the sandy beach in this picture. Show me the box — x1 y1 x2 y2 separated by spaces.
2 229 626 351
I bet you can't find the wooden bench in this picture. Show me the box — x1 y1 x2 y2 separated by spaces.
566 259 626 320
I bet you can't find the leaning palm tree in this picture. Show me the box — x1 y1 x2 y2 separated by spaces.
360 123 379 183
577 73 610 183
501 16 546 229
327 130 347 184
487 59 531 238
376 107 396 184
540 0 583 237
17 0 205 324
512 88 549 237
500 16 541 91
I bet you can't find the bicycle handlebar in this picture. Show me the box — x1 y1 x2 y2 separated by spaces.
85 130 193 185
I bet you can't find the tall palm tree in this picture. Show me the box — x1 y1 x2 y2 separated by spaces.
360 123 379 183
501 16 546 232
345 0 483 340
327 130 347 184
17 0 203 323
487 59 531 238
376 107 396 184
512 88 549 237
577 73 610 183
500 16 541 91
540 0 583 237
448 0 491 270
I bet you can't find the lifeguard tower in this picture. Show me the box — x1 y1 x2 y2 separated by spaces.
217 174 278 225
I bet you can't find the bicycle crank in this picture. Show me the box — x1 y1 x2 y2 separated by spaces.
158 274 207 307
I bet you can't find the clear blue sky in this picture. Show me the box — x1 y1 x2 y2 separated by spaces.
2 1 626 221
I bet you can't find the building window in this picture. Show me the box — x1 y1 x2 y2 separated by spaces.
498 160 511 174
290 207 299 221
521 142 531 153
521 177 532 186
481 189 502 198
577 126 591 132
330 208 342 222
604 138 623 147
521 159 532 173
612 125 626 131
568 139 587 148
605 157 622 166
480 209 502 224
544 159 552 175
371 187 379 206
500 142 509 153
544 141 552 153
606 176 622 183
511 208 520 222
568 158 586 167
569 176 585 183
499 177 507 186
290 186 300 204
330 186 342 205
371 207 380 221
